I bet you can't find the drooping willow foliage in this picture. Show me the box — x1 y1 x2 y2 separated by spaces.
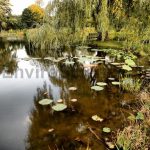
27 0 150 53
27 0 110 50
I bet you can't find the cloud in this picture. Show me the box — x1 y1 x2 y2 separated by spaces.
10 0 50 15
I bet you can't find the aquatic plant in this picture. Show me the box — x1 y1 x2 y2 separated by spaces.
38 99 53 105
120 76 142 93
52 103 67 111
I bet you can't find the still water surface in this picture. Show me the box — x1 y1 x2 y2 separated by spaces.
0 41 146 150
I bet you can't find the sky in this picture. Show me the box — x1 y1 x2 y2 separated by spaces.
10 0 50 15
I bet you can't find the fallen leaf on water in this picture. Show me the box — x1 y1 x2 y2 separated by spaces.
48 128 54 133
106 142 115 149
91 115 103 122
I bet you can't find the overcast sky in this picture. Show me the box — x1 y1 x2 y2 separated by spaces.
10 0 50 15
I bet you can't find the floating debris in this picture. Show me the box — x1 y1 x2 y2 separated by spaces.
48 128 54 133
91 115 103 122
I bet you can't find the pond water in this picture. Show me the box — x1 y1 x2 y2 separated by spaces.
0 41 149 150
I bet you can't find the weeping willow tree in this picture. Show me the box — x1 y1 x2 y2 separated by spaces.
0 0 11 31
27 0 150 53
27 0 111 50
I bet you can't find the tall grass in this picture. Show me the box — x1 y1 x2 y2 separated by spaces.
120 76 142 93
116 91 150 150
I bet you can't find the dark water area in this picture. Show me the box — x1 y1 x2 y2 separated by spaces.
0 41 149 150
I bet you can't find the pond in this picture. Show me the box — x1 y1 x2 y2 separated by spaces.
0 41 149 150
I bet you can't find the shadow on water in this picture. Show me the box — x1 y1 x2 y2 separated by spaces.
0 40 149 150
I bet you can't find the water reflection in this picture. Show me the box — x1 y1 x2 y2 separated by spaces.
0 41 137 150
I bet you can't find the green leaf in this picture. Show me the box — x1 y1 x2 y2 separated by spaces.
112 82 120 85
128 114 136 121
91 86 104 91
125 59 136 67
39 99 53 105
122 65 132 71
136 112 144 120
96 82 107 86
103 127 111 133
52 104 67 111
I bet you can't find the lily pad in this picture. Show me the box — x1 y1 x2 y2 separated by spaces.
110 62 122 66
57 99 63 103
125 59 136 67
103 127 111 133
108 77 115 81
64 60 75 65
92 115 103 122
52 104 67 111
91 86 104 91
97 82 107 86
112 82 120 85
69 87 77 91
39 99 53 105
122 65 132 71
71 99 77 102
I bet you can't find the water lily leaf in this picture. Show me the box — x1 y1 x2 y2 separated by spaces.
52 104 67 111
57 99 63 103
97 82 107 86
125 59 136 67
108 78 115 81
136 112 144 120
64 60 75 65
110 62 122 66
112 82 120 85
103 127 111 133
92 115 103 122
91 86 104 91
69 87 77 91
122 65 132 71
71 99 77 102
39 99 53 105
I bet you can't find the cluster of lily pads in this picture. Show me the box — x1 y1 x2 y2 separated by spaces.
91 82 107 91
38 98 67 111
91 81 121 91
91 48 137 61
38 87 77 111
91 115 111 133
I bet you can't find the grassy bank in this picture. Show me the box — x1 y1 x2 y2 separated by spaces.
116 89 150 149
0 30 25 41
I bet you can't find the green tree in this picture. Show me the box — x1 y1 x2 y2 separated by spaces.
21 4 44 28
0 0 11 31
